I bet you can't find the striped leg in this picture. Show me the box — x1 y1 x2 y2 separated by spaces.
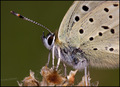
52 45 55 69
56 47 61 70
46 51 51 67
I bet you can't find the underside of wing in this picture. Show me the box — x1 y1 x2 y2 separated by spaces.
81 25 119 68
68 1 119 68
58 1 105 43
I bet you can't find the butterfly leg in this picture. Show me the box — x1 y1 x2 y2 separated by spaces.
87 71 91 86
56 47 61 71
46 50 51 67
85 66 88 86
52 45 55 69
63 63 67 77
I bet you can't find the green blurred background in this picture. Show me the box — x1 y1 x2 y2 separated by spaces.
1 1 119 86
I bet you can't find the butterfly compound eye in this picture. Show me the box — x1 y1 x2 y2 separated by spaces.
47 34 54 46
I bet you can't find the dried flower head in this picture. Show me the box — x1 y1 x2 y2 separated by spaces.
17 70 39 86
67 70 78 85
17 66 99 86
40 66 66 86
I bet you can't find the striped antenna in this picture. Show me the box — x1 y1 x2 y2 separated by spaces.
10 11 52 34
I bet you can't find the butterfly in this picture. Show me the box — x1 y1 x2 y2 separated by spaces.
11 1 119 75
42 1 119 70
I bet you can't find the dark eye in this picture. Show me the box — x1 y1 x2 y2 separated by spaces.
48 35 53 45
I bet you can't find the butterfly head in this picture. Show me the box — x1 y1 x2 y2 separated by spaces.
42 32 55 50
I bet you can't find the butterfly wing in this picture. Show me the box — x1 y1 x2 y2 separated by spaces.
82 25 119 68
58 1 105 43
67 1 119 68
